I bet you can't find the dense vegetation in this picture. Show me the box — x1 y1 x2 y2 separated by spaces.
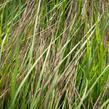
0 0 109 109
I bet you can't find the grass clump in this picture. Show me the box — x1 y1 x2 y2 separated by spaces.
0 0 109 109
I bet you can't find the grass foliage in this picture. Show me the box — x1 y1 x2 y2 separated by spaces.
0 0 109 109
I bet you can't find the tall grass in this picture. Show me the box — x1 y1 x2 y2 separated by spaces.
0 0 109 109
